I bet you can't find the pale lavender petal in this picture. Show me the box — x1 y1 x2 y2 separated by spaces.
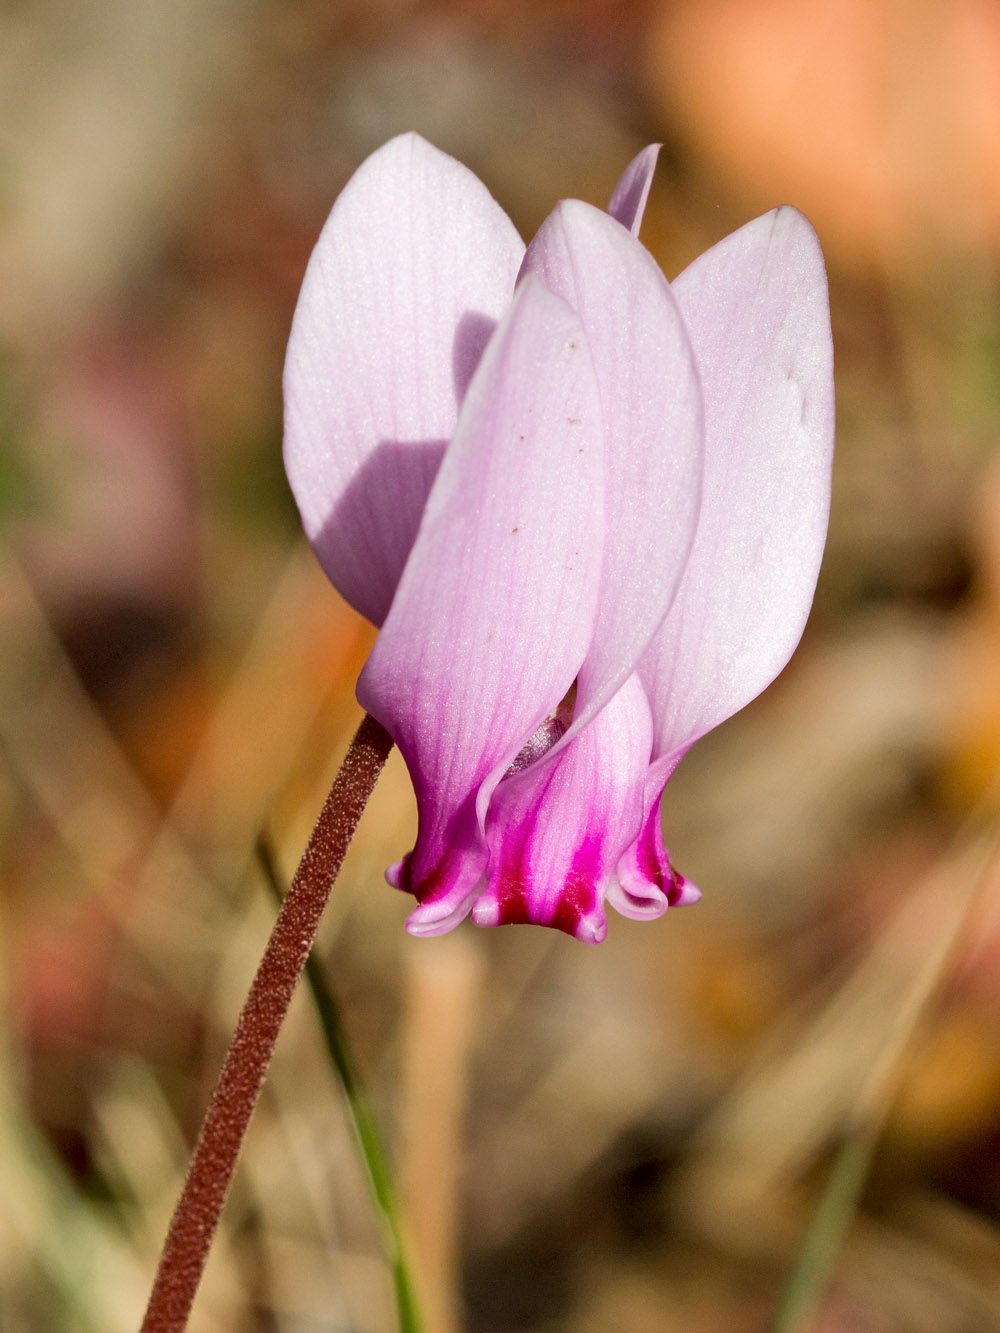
640 207 834 762
523 201 703 741
283 133 524 626
357 276 605 936
606 144 661 236
610 750 700 920
472 674 653 944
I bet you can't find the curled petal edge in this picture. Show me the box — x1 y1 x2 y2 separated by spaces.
610 749 701 922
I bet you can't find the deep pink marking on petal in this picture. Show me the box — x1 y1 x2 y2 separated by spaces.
397 795 498 935
474 674 651 943
609 750 699 919
487 813 538 926
611 798 670 919
634 802 667 890
551 836 607 942
388 848 459 906
483 815 606 943
669 873 701 908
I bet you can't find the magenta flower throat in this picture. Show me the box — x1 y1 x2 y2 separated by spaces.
283 134 834 944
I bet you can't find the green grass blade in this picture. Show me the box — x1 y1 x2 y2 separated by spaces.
256 834 423 1333
769 1126 877 1333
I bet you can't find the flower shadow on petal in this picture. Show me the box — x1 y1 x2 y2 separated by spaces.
315 309 503 629
453 310 500 403
317 436 448 626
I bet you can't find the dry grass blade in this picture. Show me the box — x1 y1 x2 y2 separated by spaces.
676 811 1000 1307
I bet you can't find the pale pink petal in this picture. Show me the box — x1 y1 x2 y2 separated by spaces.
357 276 605 936
283 133 524 626
522 200 703 740
472 674 653 944
606 144 661 236
640 207 834 762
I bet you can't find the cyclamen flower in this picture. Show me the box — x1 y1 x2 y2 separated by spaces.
284 134 834 943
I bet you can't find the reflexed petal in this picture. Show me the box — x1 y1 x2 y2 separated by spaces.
283 133 525 626
639 207 834 762
523 201 703 740
472 674 653 944
357 276 605 936
606 144 661 236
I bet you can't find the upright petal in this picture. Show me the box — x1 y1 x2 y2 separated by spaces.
473 674 654 944
606 144 661 236
639 207 835 763
357 276 605 936
523 201 703 739
283 133 525 626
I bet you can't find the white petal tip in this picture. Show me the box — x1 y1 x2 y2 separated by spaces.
573 911 608 945
404 913 455 939
606 873 669 921
405 895 474 937
471 899 500 929
671 878 701 907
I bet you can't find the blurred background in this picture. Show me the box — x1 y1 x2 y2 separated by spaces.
2 1 1000 1329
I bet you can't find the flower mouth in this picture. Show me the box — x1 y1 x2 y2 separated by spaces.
505 683 577 777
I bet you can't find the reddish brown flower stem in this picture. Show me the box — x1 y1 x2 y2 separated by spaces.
141 713 393 1333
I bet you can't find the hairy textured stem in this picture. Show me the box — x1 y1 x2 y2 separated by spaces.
141 714 393 1333
256 833 423 1333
